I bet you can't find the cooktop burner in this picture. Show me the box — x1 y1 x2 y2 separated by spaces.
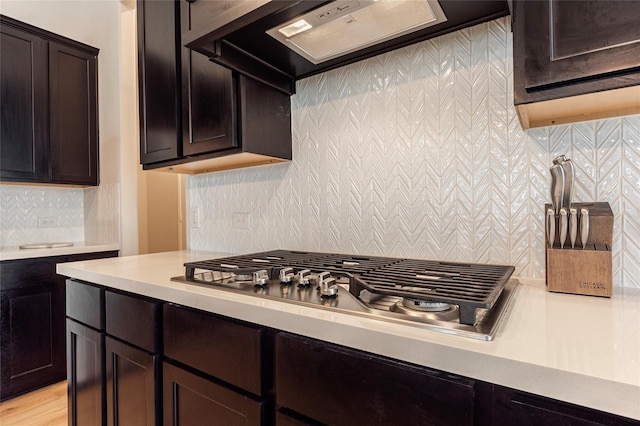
174 250 519 340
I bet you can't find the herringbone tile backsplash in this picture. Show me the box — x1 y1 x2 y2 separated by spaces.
188 17 640 287
0 185 84 246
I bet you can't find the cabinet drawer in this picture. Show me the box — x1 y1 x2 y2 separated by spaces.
163 304 265 395
276 333 475 426
492 385 640 426
66 279 104 330
105 291 160 353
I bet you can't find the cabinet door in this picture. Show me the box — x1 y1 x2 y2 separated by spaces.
0 21 48 182
163 362 263 426
181 0 237 157
67 319 105 426
0 279 65 400
49 41 98 185
137 0 181 165
514 0 640 102
106 337 158 426
276 333 475 426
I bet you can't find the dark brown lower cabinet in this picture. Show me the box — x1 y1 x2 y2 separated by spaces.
0 277 65 400
63 280 640 426
0 251 117 401
106 337 158 426
275 332 475 426
66 318 105 426
163 362 263 426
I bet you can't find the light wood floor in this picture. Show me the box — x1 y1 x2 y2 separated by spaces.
0 381 67 426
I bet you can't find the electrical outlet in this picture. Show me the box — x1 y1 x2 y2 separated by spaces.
232 213 250 230
38 217 58 227
191 207 200 228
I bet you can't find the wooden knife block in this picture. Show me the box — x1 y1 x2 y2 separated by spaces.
545 202 613 297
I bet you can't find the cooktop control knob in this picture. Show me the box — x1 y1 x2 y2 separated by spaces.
279 267 294 284
253 269 269 287
316 271 330 288
319 276 339 298
297 269 311 287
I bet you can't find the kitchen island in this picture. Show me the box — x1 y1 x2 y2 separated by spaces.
57 250 640 423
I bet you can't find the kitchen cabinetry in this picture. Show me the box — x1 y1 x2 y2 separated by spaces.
65 283 271 425
0 251 117 401
275 332 475 425
512 0 640 129
67 284 162 426
64 279 640 425
136 0 291 174
0 15 99 186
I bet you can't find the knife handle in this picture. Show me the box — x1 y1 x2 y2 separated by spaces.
581 208 590 249
569 207 578 248
559 208 568 249
550 163 565 215
546 208 555 248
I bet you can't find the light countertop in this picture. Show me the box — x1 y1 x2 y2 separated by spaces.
57 250 640 420
1 242 120 261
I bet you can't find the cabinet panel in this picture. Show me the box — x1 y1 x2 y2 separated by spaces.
137 0 181 164
106 337 157 426
276 333 475 426
239 74 291 159
49 42 98 185
66 279 105 330
0 22 48 182
181 0 236 157
67 318 105 426
163 304 264 396
0 285 65 400
163 362 262 426
522 1 640 91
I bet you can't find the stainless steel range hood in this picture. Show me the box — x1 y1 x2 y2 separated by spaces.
183 0 509 95
265 0 447 65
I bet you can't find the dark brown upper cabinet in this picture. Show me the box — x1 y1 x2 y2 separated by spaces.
137 0 181 164
513 0 640 129
0 16 99 186
137 0 291 175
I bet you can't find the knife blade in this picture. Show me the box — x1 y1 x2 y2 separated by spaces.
550 157 565 215
580 207 590 249
546 208 555 248
569 207 578 248
559 208 568 249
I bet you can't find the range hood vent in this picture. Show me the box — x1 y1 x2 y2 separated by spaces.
266 0 447 64
183 0 510 95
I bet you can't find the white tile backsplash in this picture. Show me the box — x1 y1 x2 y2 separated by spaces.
187 17 640 287
84 183 120 244
0 185 84 246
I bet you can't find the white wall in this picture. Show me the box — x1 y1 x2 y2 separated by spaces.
187 17 640 287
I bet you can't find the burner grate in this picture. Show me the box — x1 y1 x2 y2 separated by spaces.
291 254 403 275
355 260 514 324
184 250 333 279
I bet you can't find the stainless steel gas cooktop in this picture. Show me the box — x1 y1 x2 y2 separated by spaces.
171 250 519 341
